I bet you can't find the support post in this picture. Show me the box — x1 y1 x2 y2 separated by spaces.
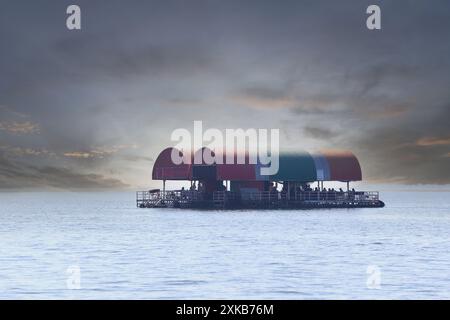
294 182 297 200
163 180 166 199
317 181 320 201
287 182 291 201
347 181 349 192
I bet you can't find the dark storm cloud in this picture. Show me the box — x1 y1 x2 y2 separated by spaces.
351 101 450 184
303 127 335 140
0 0 450 188
284 59 450 183
228 1 450 184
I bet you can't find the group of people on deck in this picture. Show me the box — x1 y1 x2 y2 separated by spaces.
180 182 356 195
299 184 356 194
276 183 358 200
187 182 205 192
171 181 358 202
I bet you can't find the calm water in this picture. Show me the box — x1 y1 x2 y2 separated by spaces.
0 190 449 299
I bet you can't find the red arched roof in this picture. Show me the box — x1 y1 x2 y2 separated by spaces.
217 151 256 181
152 147 192 180
193 148 256 180
320 150 362 182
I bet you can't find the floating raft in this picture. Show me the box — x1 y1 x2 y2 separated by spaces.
137 190 384 209
137 147 385 210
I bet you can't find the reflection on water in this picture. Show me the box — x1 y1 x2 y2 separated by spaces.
0 191 449 299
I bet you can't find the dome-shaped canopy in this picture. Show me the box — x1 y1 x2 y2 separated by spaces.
152 147 362 182
269 151 317 182
312 153 331 181
151 147 192 180
319 150 362 182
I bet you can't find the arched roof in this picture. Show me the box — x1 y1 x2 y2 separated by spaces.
312 153 331 181
270 151 317 182
151 147 192 180
217 152 256 181
192 148 257 180
319 150 362 182
152 148 362 182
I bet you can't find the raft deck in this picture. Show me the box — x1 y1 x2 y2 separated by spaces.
136 190 384 209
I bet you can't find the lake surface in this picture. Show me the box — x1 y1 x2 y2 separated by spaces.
0 190 449 299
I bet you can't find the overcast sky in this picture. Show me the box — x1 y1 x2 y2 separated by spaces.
1 0 449 190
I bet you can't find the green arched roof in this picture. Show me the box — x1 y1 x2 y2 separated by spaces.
269 151 317 182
